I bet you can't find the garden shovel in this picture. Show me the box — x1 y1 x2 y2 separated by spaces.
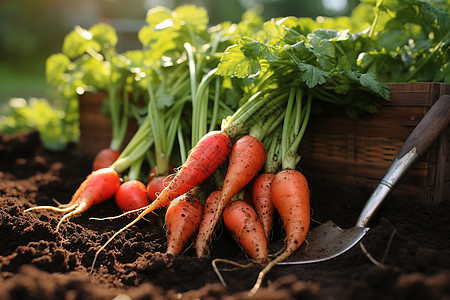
278 94 450 265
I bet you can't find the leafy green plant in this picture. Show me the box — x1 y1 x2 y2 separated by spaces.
4 1 448 153
361 0 450 82
0 97 75 151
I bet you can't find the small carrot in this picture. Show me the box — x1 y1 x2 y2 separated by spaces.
195 135 266 257
195 190 222 258
115 180 150 213
92 148 121 171
249 169 310 296
24 167 121 231
221 135 266 204
165 193 203 256
223 200 269 264
271 170 310 256
252 173 275 240
90 130 232 272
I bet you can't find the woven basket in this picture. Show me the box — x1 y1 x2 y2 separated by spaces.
300 82 450 204
78 92 138 158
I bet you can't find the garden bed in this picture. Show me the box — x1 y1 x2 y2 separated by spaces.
1 130 450 299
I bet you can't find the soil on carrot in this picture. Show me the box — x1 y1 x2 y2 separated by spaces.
1 131 449 300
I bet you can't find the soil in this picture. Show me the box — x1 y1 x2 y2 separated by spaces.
1 130 449 300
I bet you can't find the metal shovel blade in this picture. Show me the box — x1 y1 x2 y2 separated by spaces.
277 95 450 265
277 221 369 265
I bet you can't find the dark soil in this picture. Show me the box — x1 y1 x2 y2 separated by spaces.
1 130 449 300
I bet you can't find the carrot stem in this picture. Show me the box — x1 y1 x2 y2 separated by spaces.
177 125 187 164
209 75 221 132
195 68 218 143
280 88 312 170
222 90 289 139
185 43 199 146
127 154 145 181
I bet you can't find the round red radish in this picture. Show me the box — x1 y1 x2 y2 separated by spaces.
92 148 120 171
115 180 150 212
147 174 175 202
147 162 176 183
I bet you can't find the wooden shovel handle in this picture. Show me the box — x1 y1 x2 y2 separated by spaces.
357 95 450 228
398 95 450 158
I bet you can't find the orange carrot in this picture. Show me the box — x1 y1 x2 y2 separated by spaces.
222 135 266 204
24 167 121 231
195 190 222 257
92 148 120 171
223 200 269 264
252 173 275 240
90 131 232 271
165 193 203 256
271 169 310 256
249 169 310 295
155 130 232 206
195 135 266 257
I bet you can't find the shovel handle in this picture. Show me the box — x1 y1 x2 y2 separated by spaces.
398 95 450 157
356 95 450 228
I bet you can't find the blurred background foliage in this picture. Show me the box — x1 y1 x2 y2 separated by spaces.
0 0 358 149
0 0 359 101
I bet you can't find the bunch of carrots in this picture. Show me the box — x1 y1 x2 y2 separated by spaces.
24 4 401 295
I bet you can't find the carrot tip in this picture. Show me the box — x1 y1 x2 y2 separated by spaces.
23 203 78 214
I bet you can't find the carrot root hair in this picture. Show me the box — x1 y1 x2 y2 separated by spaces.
248 250 293 296
55 205 85 232
23 204 78 214
90 205 148 276
212 258 254 287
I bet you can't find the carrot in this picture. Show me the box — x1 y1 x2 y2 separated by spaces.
222 135 266 209
252 173 275 240
249 169 310 296
24 167 121 231
195 135 266 257
92 148 121 171
223 200 269 264
115 180 150 213
156 130 231 206
271 170 310 256
165 193 203 256
90 130 232 272
195 190 222 257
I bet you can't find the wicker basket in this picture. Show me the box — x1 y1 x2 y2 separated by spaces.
78 92 138 158
299 82 450 204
